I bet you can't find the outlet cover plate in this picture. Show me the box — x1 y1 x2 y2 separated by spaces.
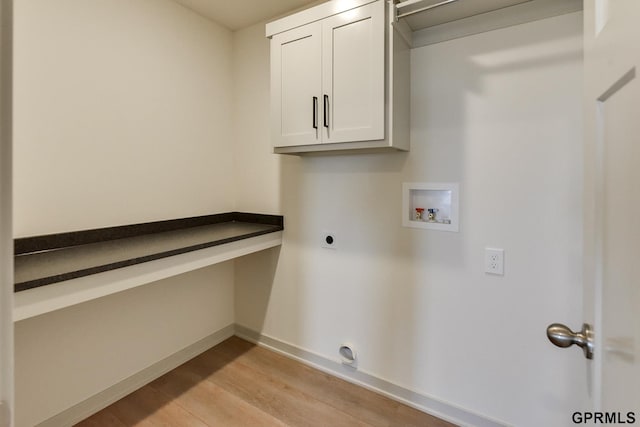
485 248 504 275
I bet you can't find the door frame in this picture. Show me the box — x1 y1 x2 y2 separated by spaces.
0 0 13 425
583 0 640 412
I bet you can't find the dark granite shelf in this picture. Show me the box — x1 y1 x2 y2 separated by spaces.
14 213 283 292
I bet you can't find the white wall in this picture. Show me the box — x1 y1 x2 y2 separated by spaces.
233 24 281 214
234 12 586 427
13 1 236 425
13 0 235 237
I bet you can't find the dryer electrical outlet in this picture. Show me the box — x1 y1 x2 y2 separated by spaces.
322 232 337 249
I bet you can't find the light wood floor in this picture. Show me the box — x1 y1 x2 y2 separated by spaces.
76 336 456 427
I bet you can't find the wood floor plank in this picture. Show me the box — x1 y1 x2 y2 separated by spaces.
183 349 370 427
212 338 400 426
150 367 287 427
102 386 207 427
75 408 127 427
76 336 457 427
395 403 458 427
212 337 456 427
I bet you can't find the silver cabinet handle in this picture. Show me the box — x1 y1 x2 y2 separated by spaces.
547 323 594 359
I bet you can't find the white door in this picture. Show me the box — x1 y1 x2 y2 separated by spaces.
0 0 13 425
321 0 384 144
583 0 640 413
270 21 322 148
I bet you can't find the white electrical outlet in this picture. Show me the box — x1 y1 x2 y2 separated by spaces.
485 248 504 275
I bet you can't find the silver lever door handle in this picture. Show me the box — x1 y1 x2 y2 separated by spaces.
546 323 594 359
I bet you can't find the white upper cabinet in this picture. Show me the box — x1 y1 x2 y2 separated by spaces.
270 22 322 147
322 3 384 144
267 0 410 155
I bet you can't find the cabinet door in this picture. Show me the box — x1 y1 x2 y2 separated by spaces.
270 22 322 147
321 1 384 144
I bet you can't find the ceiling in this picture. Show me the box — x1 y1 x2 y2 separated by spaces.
174 0 571 34
172 0 320 31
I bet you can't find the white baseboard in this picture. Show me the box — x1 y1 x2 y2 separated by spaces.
37 324 235 427
234 324 509 427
